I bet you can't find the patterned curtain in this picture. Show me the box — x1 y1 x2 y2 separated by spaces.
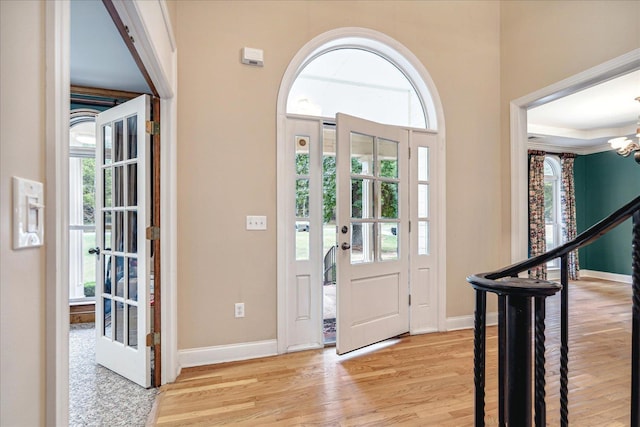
529 150 547 279
560 153 580 280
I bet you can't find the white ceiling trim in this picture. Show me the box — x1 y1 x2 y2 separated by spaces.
528 123 637 141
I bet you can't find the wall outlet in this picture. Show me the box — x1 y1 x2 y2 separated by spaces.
246 215 267 230
235 302 245 318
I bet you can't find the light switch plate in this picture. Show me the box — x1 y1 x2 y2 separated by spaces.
246 215 267 230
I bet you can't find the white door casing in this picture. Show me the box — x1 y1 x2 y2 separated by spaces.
336 113 409 354
95 94 151 388
276 28 447 355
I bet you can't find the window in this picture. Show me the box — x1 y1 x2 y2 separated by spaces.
287 48 426 129
544 156 562 269
69 110 99 301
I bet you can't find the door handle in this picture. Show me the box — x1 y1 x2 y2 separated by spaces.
88 247 100 256
341 242 351 250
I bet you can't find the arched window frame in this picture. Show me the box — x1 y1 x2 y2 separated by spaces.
68 109 99 302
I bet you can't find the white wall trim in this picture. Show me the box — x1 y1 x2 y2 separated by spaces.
510 49 640 265
446 312 498 332
277 27 447 353
581 269 632 284
47 0 178 422
178 340 278 369
45 2 70 425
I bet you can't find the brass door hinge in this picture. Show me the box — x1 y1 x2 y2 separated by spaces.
146 226 160 240
146 120 160 135
146 332 160 347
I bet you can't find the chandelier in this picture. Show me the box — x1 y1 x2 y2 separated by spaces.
609 96 640 164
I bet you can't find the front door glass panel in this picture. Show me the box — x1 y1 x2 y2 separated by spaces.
350 131 400 264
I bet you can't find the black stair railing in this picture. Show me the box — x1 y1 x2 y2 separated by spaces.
468 194 640 427
323 244 337 286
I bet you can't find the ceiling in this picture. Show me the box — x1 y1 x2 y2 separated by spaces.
70 1 639 152
527 70 640 152
70 0 150 94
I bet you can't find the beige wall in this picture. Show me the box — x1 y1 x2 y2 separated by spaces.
499 0 640 243
175 0 503 349
0 1 46 425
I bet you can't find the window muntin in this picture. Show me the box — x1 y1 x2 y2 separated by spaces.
287 48 426 129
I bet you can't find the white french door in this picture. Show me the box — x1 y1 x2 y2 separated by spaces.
335 113 409 354
95 95 151 388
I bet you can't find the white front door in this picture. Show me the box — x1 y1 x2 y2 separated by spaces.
95 95 151 388
336 113 409 354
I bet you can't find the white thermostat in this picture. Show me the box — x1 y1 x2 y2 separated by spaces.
13 176 44 249
241 47 264 67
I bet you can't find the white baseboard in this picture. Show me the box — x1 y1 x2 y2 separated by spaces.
580 269 632 284
446 312 498 331
178 339 278 369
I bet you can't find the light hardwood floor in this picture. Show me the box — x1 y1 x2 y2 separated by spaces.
151 278 633 426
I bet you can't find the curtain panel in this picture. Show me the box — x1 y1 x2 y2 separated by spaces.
560 153 580 280
528 150 547 279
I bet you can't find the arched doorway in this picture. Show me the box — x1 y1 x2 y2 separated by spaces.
276 28 447 354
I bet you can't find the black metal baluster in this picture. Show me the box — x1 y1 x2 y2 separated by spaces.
631 211 640 427
534 296 547 426
560 255 569 427
474 289 487 426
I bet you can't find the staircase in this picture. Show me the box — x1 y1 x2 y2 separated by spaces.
468 194 640 426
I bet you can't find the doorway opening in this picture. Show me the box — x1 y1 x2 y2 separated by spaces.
278 28 447 354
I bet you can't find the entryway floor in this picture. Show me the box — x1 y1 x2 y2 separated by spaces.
69 323 157 426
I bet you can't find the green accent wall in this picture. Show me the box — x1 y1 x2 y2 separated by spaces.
574 150 640 275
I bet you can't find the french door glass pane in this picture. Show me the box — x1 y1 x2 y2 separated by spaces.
104 255 112 294
380 182 398 219
127 212 138 253
128 258 138 301
128 305 138 348
127 164 138 206
418 184 429 218
351 178 374 219
114 166 124 207
351 222 374 264
418 146 429 181
114 120 124 162
115 301 124 343
103 211 112 249
114 211 124 252
115 256 125 298
103 297 112 338
350 132 374 176
103 168 112 207
127 115 137 159
379 223 398 261
377 139 398 178
103 124 112 165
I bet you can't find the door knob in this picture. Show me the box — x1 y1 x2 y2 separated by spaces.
341 242 351 250
88 247 100 256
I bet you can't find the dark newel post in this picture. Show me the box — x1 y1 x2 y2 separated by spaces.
498 295 507 427
632 211 640 427
506 295 532 427
474 290 487 427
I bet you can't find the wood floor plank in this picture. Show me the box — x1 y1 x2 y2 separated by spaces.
152 278 633 426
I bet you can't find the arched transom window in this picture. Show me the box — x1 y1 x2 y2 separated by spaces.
287 48 427 129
